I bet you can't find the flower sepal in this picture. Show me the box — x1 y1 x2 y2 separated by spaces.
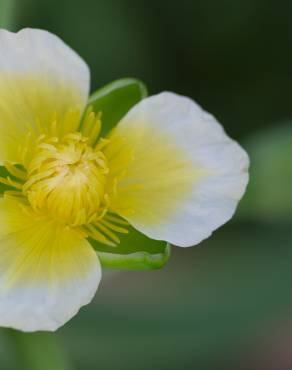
89 226 171 270
85 77 148 136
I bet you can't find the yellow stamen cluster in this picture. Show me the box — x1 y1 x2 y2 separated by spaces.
24 132 108 226
0 108 130 246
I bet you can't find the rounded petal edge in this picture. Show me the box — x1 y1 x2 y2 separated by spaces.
109 92 249 247
0 197 101 332
0 28 90 163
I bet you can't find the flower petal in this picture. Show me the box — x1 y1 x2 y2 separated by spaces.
0 28 90 164
0 197 100 332
106 92 249 247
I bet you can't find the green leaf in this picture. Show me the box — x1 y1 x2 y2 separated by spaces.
87 78 148 135
238 122 292 222
89 226 170 270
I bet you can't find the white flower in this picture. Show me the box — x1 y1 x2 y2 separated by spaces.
0 28 249 332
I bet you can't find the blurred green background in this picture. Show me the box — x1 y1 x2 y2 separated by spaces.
1 0 292 369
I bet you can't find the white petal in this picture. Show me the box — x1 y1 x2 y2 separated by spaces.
0 28 90 163
0 197 100 332
107 92 249 247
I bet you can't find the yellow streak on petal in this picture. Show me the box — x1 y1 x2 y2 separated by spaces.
0 197 95 289
105 122 207 226
0 74 84 164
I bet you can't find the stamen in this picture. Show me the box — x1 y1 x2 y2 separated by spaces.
71 208 87 227
23 168 56 191
94 222 121 244
80 106 103 146
84 224 116 247
87 212 130 246
81 108 95 137
4 162 27 181
4 190 25 199
88 113 102 147
104 213 129 226
60 109 80 136
99 219 129 234
0 177 23 190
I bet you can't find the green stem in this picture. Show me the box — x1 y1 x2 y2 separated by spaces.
4 329 74 370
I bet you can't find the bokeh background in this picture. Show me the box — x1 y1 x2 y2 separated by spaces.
0 0 292 369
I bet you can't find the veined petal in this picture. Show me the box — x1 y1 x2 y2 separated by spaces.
106 92 249 247
0 197 100 332
0 28 90 164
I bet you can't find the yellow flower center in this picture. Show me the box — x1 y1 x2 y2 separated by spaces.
23 133 109 226
0 108 130 246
